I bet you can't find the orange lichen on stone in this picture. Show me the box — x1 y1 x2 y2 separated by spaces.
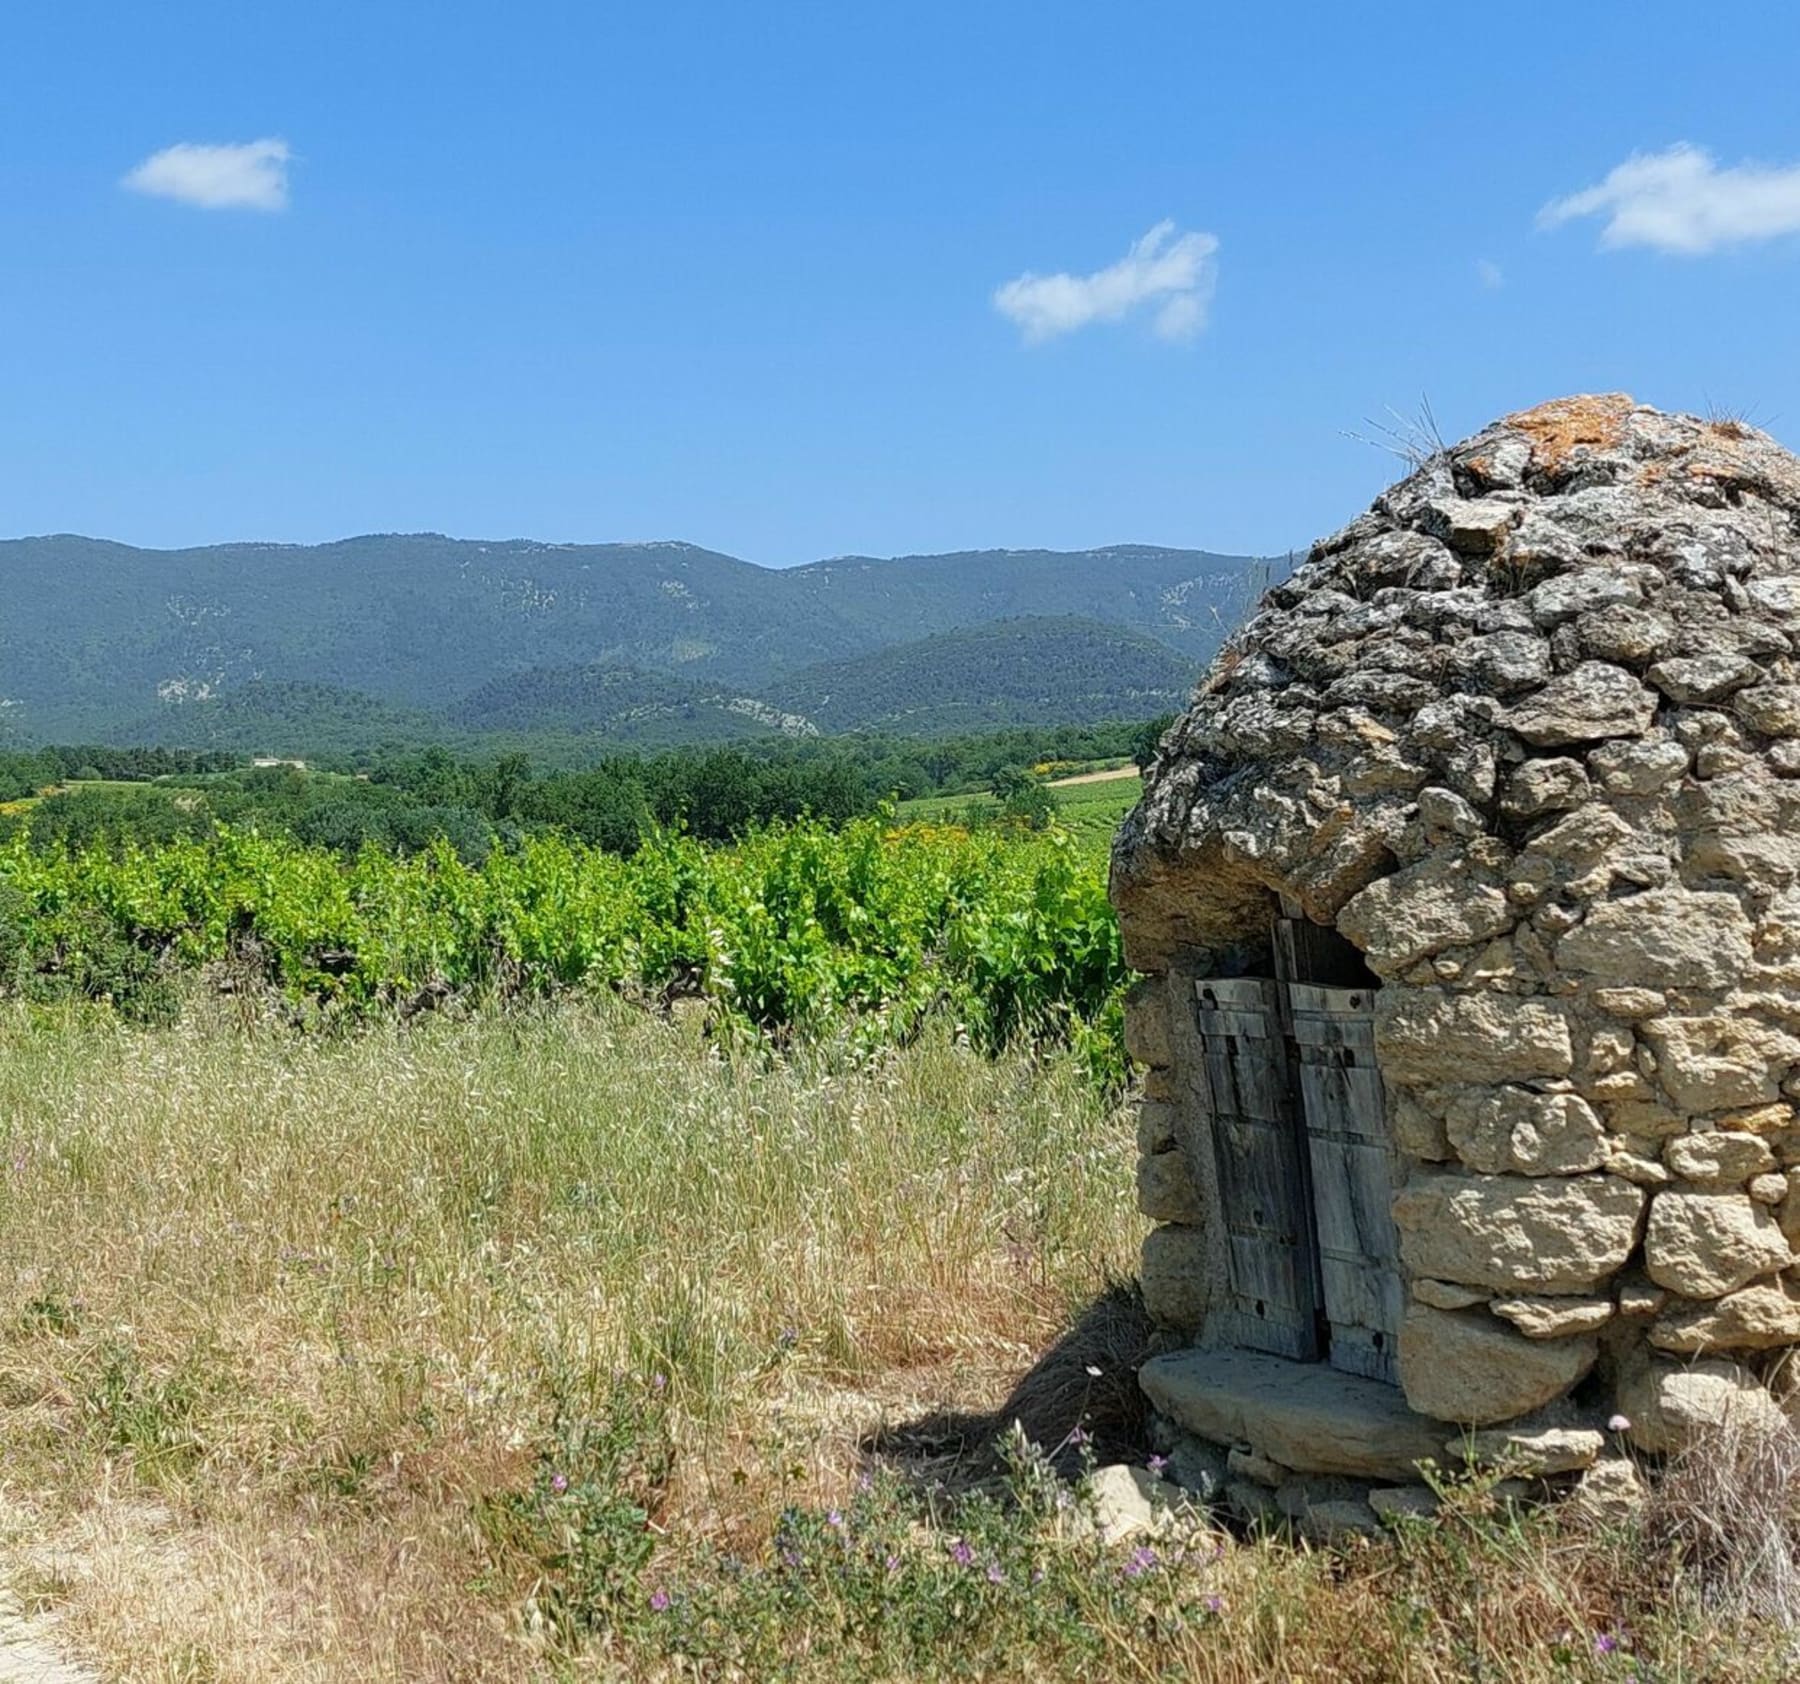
1504 393 1635 476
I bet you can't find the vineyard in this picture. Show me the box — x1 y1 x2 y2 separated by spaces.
0 814 1129 1075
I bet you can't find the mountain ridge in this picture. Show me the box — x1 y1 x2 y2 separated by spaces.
0 532 1275 747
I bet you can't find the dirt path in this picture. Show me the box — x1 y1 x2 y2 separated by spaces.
1047 765 1139 787
0 1604 95 1684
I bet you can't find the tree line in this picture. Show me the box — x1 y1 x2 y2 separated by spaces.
0 718 1169 859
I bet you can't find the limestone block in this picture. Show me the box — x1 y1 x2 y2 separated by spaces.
1426 497 1519 556
1446 630 1551 693
1337 852 1515 974
1750 1172 1789 1205
1444 1086 1606 1175
1137 1149 1203 1224
1605 1146 1672 1187
1417 785 1485 838
1589 736 1690 795
1718 1103 1794 1135
1489 1294 1615 1338
1123 976 1172 1068
1506 662 1657 747
1139 1348 1445 1481
1136 1098 1179 1156
1500 757 1591 818
1588 1029 1637 1082
1617 1352 1786 1454
1392 1171 1645 1293
1748 575 1800 618
1557 887 1754 991
1663 1131 1776 1187
1139 1225 1211 1331
1286 808 1406 921
1647 653 1764 703
1649 1280 1800 1352
1738 685 1800 738
1589 1071 1654 1104
1685 831 1800 888
1413 1278 1488 1310
1696 743 1752 781
1644 1016 1800 1113
1516 806 1635 871
1376 993 1574 1087
1393 1093 1452 1161
1616 1277 1668 1318
1399 1305 1598 1424
1568 1456 1649 1525
1602 1099 1686 1139
1527 571 1643 627
1644 1191 1792 1298
1085 1464 1194 1542
1592 986 1670 1020
1579 606 1676 666
1450 1424 1605 1474
1676 770 1781 835
1142 1067 1177 1104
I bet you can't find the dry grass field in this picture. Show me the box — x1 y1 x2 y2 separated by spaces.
0 998 1792 1681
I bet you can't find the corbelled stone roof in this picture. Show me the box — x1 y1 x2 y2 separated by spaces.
1113 395 1800 972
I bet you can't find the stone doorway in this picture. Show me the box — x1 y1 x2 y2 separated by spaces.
1182 915 1403 1383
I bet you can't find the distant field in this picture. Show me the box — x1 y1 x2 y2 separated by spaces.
896 770 1141 846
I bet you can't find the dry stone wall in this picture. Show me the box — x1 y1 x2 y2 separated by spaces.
1114 396 1800 1493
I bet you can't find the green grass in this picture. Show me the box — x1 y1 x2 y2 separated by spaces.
0 999 1135 1679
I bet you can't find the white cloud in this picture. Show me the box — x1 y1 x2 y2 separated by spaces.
122 139 292 211
993 220 1219 344
1539 143 1800 255
1475 257 1504 289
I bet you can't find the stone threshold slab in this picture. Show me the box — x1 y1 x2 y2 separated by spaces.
1140 1346 1445 1481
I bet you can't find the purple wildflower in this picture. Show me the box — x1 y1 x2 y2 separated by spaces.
1607 1414 1632 1433
950 1539 975 1567
1146 1454 1169 1476
1123 1545 1158 1578
780 1546 802 1568
1595 1633 1619 1656
649 1589 670 1613
652 1372 667 1391
885 1554 901 1573
1068 1426 1089 1447
986 1562 1005 1584
550 1472 569 1494
1204 1594 1224 1614
827 1509 844 1530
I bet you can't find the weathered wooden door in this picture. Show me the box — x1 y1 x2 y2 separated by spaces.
1289 982 1404 1384
1189 978 1323 1362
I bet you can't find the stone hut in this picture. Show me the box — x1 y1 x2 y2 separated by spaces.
1113 396 1800 1521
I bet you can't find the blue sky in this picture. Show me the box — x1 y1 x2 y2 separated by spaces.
4 1 1799 565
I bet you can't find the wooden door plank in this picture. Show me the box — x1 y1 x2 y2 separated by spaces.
1192 977 1322 1363
1286 974 1405 1386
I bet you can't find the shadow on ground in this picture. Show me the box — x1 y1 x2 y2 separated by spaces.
864 1281 1171 1491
